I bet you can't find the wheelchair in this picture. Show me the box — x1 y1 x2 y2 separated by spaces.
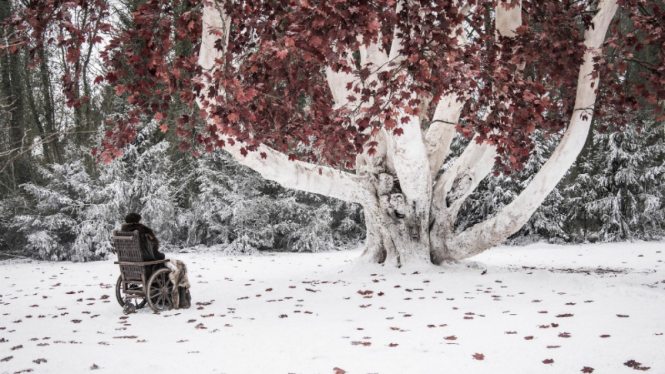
112 230 173 314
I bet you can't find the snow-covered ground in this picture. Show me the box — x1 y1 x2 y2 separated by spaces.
1 242 664 374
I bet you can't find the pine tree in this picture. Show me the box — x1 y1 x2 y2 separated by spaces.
15 146 94 260
587 120 665 241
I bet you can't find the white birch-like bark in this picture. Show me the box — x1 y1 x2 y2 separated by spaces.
197 1 367 204
428 0 520 262
198 0 231 72
448 0 620 260
384 109 432 262
222 141 368 204
425 94 464 177
424 2 473 178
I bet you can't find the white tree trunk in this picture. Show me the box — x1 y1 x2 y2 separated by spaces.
197 0 619 266
446 0 619 260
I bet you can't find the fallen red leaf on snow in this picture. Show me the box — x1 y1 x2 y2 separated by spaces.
624 360 651 371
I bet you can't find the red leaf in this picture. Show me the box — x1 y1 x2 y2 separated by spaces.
179 142 191 152
392 128 404 136
228 113 239 122
472 353 484 360
114 84 125 95
260 152 267 159
276 49 288 60
624 360 650 371
581 367 594 373
288 154 297 161
543 359 554 364
159 123 168 133
516 25 529 35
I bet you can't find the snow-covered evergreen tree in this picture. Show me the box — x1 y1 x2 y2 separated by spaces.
186 149 365 255
71 155 131 260
560 156 600 242
586 120 665 241
15 147 94 260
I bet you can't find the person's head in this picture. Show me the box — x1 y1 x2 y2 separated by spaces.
125 213 142 224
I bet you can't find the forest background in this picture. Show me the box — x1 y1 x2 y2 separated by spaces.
0 0 663 262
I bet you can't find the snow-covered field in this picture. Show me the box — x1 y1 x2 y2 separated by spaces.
1 242 664 374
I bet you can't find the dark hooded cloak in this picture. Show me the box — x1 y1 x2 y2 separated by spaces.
120 222 165 261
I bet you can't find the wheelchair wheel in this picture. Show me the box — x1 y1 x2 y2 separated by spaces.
115 275 147 310
147 268 174 312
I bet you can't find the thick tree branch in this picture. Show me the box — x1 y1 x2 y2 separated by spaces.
424 3 473 178
197 1 367 204
434 137 496 217
221 139 368 204
325 57 360 110
425 94 465 178
448 0 620 260
198 0 231 71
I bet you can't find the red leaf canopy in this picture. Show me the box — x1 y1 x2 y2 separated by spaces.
4 0 664 172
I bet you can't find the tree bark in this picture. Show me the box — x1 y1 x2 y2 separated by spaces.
0 0 32 188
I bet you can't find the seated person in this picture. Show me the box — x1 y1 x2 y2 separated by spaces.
119 213 191 309
120 213 165 261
